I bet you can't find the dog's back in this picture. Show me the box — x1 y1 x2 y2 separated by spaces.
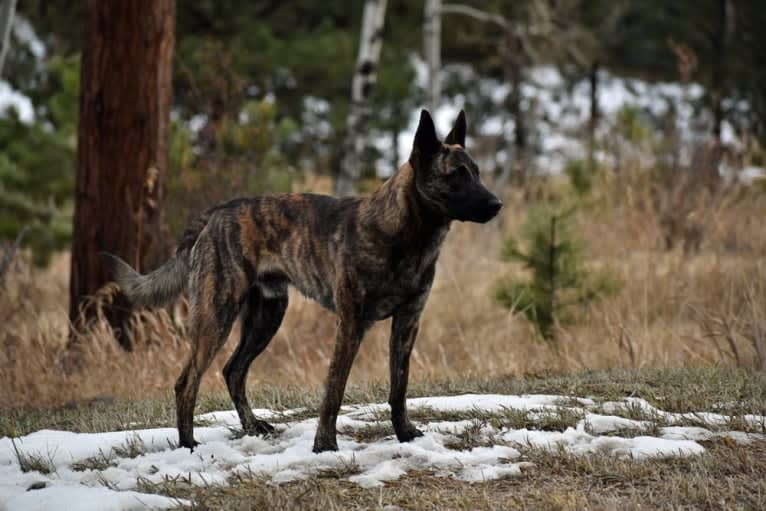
191 194 360 312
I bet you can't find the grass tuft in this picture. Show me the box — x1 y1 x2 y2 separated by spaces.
315 455 362 479
10 438 55 474
112 433 146 458
340 422 394 443
71 449 115 472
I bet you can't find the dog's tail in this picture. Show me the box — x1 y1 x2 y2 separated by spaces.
102 210 211 308
102 252 189 308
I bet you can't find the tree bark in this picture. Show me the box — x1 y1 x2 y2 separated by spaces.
506 41 526 185
711 0 731 142
0 0 17 78
588 61 599 164
423 0 441 113
69 0 175 348
390 124 399 174
335 0 387 197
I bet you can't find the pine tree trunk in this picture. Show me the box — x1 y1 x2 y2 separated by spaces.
588 61 599 164
506 47 526 185
335 0 387 197
496 36 524 191
69 0 175 348
711 0 730 142
547 214 557 340
390 125 399 173
423 0 441 113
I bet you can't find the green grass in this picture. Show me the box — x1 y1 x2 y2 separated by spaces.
3 367 766 510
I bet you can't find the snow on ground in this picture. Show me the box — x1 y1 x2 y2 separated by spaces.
0 81 34 124
373 62 759 178
0 16 44 124
1 394 763 511
12 16 47 61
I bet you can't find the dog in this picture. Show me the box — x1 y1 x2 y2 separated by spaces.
106 109 502 452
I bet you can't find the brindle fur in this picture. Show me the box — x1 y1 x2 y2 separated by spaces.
107 110 502 452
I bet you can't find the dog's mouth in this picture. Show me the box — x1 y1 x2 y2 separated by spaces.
471 210 500 223
484 197 503 220
461 197 503 224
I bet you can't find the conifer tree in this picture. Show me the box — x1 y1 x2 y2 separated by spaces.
494 206 619 342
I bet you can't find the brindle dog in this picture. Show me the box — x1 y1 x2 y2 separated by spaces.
107 109 502 452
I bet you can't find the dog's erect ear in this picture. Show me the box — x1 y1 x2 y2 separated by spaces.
413 109 441 156
444 110 466 147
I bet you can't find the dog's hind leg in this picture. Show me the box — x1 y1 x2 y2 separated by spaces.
175 292 238 450
223 287 288 436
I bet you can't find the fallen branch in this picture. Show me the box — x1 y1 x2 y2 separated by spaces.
440 3 509 30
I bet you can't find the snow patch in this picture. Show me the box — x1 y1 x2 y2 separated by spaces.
1 486 185 511
0 81 34 123
373 64 761 178
13 16 46 60
1 393 762 510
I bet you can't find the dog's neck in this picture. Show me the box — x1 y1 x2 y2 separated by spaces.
361 162 450 242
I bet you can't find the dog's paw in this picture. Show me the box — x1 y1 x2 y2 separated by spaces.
247 419 275 437
395 424 424 443
312 435 339 453
179 438 200 452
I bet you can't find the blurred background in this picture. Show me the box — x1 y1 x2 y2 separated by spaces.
1 0 765 408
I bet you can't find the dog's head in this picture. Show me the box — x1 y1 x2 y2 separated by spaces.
409 109 502 224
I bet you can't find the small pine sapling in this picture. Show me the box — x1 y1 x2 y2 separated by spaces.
494 205 620 343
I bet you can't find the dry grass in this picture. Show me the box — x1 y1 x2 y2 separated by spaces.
177 439 766 511
5 368 759 510
2 164 766 409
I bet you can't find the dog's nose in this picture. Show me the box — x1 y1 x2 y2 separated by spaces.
487 197 503 214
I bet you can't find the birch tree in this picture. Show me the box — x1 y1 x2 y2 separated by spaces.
0 0 17 77
423 0 441 113
440 1 593 186
335 0 387 197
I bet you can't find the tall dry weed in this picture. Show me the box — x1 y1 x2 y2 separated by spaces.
2 164 765 408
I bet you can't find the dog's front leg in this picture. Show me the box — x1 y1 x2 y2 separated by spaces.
388 306 425 442
313 287 366 453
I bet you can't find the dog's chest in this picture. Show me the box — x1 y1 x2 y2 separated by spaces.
361 245 440 321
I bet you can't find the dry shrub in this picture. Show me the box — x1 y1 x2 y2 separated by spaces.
2 165 766 408
0 221 544 408
568 151 766 371
0 253 190 407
